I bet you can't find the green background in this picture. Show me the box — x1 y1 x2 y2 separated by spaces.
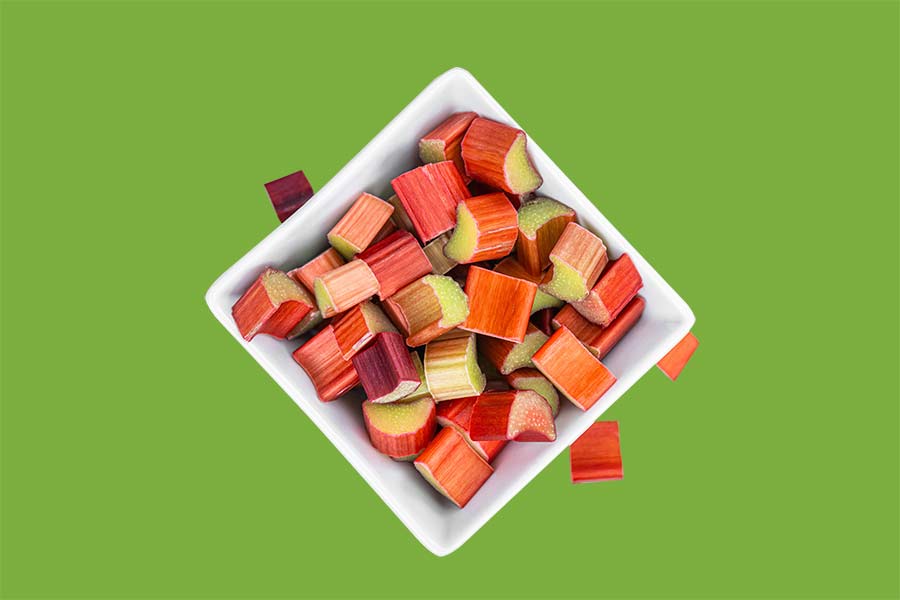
2 1 898 598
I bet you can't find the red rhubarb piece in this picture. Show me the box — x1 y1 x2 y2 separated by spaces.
363 396 436 461
351 332 421 403
657 332 699 381
531 326 617 411
470 390 557 442
391 161 471 242
264 170 314 222
570 421 623 483
290 248 345 292
414 427 493 508
232 267 314 341
331 300 398 360
532 307 556 337
461 117 542 195
357 230 433 300
292 325 359 402
572 253 643 326
435 396 506 462
327 192 395 259
443 193 519 264
419 112 478 176
554 296 646 359
461 266 537 343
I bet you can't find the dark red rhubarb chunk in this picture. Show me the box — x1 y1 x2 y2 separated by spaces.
265 170 314 222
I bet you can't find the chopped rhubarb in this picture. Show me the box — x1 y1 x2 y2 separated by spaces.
506 368 560 416
414 427 493 508
332 300 398 360
443 193 518 264
461 117 542 195
470 390 556 442
264 170 314 222
531 326 617 411
313 259 380 317
356 230 432 300
327 192 394 259
571 253 643 326
461 267 536 343
391 161 470 242
363 396 436 461
382 275 469 346
570 421 623 483
292 325 359 402
532 307 556 337
424 332 486 401
352 332 421 403
516 197 577 276
422 232 457 275
494 256 564 314
435 397 506 462
540 223 608 302
291 248 345 292
232 267 314 341
403 351 431 401
657 332 699 381
479 324 548 375
554 296 645 359
418 112 478 176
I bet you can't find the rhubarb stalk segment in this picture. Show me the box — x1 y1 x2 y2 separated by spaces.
292 325 360 402
391 161 471 242
291 248 345 292
493 257 563 315
657 332 699 381
540 222 609 302
443 193 518 264
352 332 421 403
313 259 380 318
460 267 537 343
418 112 478 176
435 397 506 462
516 197 577 276
423 233 457 275
531 326 617 411
506 368 560 416
461 117 543 195
570 421 623 483
264 170 314 222
470 390 557 442
382 275 469 346
363 396 436 461
414 427 493 508
232 267 314 341
553 296 645 359
424 333 486 401
332 300 399 360
403 352 431 402
571 253 643 326
479 324 548 375
327 192 395 259
357 230 433 300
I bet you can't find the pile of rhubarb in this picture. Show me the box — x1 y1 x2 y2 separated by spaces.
235 113 684 508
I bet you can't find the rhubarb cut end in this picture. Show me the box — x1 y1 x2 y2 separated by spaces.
499 328 549 375
507 370 560 416
532 289 564 314
313 278 335 314
517 197 575 238
443 202 477 263
262 268 308 305
508 390 556 442
504 135 542 195
423 275 469 327
363 396 434 436
541 258 588 302
418 139 446 164
327 233 361 260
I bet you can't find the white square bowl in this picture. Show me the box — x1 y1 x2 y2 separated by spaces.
205 67 695 557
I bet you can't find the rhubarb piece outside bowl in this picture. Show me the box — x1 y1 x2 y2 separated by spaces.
205 68 695 557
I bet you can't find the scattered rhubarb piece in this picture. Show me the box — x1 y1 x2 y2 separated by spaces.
479 324 548 375
554 296 645 359
363 396 436 461
264 170 314 222
516 197 577 276
461 266 536 343
436 397 506 461
332 300 398 360
391 161 470 242
424 333 486 401
570 421 623 483
461 117 542 195
232 267 314 341
571 253 643 326
532 307 555 337
403 351 431 401
313 259 380 318
540 222 609 302
531 326 617 411
292 325 359 402
290 248 345 292
657 332 699 381
352 332 421 403
382 275 469 346
418 112 478 176
414 427 493 508
423 233 457 275
470 390 556 442
494 257 564 314
327 193 394 259
443 193 518 264
506 368 560 416
357 230 432 300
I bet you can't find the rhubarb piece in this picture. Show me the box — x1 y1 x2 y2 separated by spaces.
479 324 548 375
516 197 577 276
540 223 608 302
572 253 643 326
352 332 421 403
327 192 394 259
435 397 506 461
391 161 470 242
423 233 457 275
506 368 560 416
532 307 555 337
494 257 564 314
357 230 432 300
531 326 617 411
657 332 699 381
424 333 486 401
232 267 314 341
291 248 345 292
265 170 314 222
554 296 645 359
363 395 436 460
332 300 398 360
382 275 469 346
470 390 556 442
419 112 478 176
292 325 359 402
313 259 380 317
387 194 416 233
461 117 542 195
414 427 493 508
460 266 536 343
570 421 623 483
443 193 518 264
403 352 431 401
